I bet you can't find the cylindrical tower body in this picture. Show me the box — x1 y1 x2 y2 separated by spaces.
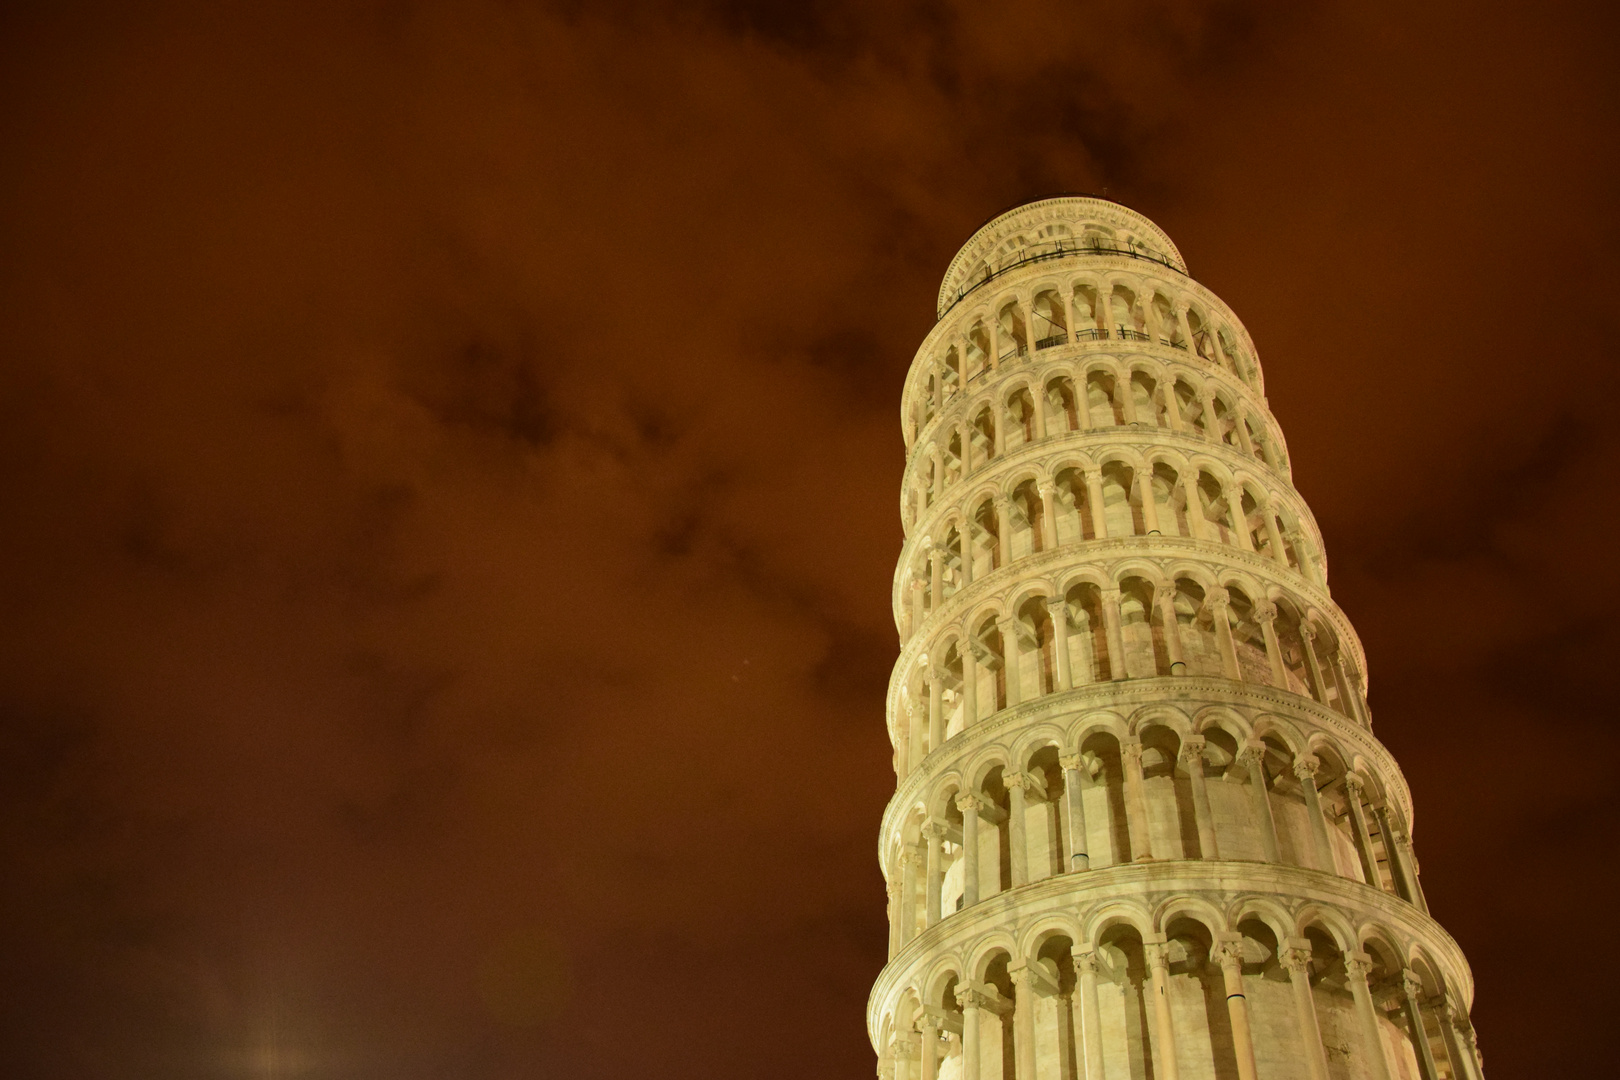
871 198 1483 1080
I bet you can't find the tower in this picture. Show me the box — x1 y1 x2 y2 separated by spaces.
871 198 1483 1080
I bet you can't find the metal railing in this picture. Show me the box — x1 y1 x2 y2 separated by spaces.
939 237 1187 321
1116 327 1150 342
1074 328 1109 341
1035 334 1068 350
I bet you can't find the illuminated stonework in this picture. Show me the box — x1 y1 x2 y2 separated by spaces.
871 198 1484 1080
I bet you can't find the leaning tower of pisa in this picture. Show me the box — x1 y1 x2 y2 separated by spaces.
871 198 1484 1080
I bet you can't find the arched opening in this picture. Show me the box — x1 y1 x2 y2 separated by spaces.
1085 369 1124 427
1030 934 1080 1078
1117 576 1158 679
973 500 1002 577
1153 463 1192 537
967 322 992 381
1079 732 1131 865
1130 371 1161 427
1064 582 1109 684
971 406 997 464
1045 376 1080 432
997 301 1029 362
1015 594 1055 697
1109 287 1148 341
1096 924 1157 1077
1071 284 1106 340
1051 466 1090 544
1175 578 1222 678
1163 916 1232 1072
974 615 1007 714
1140 724 1199 858
1025 746 1067 881
1032 290 1068 349
943 346 961 399
1006 386 1038 451
1099 460 1143 537
1196 472 1237 545
1009 479 1045 559
1226 585 1271 684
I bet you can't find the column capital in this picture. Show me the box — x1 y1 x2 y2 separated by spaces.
1343 773 1365 794
1300 623 1317 641
1070 947 1101 975
1047 594 1068 617
1207 589 1231 611
1058 752 1084 772
1214 939 1246 974
1179 736 1207 764
1143 940 1169 971
1343 951 1374 980
921 821 947 842
1292 754 1321 782
954 792 984 814
1254 600 1277 622
1121 738 1143 764
1282 944 1314 976
1401 970 1425 1002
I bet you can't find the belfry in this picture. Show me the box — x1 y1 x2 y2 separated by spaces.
871 198 1483 1080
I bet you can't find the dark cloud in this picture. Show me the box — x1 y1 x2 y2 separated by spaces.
0 0 1615 1077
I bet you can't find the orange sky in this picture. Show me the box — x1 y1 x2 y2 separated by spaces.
1 2 1615 1077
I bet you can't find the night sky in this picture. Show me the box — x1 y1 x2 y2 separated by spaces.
1 2 1616 1077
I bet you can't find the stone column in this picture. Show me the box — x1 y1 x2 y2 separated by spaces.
993 409 1007 457
910 580 926 638
1344 952 1393 1080
1122 739 1153 861
923 822 944 927
1180 470 1205 540
1386 808 1429 914
956 987 983 1080
998 616 1022 708
1215 939 1259 1080
1137 469 1161 533
958 518 974 586
1005 773 1030 887
1342 776 1380 888
1162 379 1185 432
1254 602 1288 688
1374 804 1415 904
961 618 979 729
918 1018 941 1080
1031 390 1048 440
1401 972 1442 1080
1201 387 1223 442
885 879 901 959
927 667 945 751
929 545 945 609
1282 941 1331 1080
1181 736 1219 859
893 1036 915 1080
1059 754 1091 872
1208 590 1242 680
1049 597 1073 690
1300 624 1329 704
1072 949 1106 1080
899 846 920 946
1038 483 1059 550
1084 469 1108 539
1239 743 1281 863
956 793 982 908
1101 587 1127 681
1144 940 1181 1080
1440 996 1485 1080
1156 582 1186 671
994 496 1013 568
1294 755 1337 874
1225 482 1254 550
1263 509 1287 566
1012 964 1038 1080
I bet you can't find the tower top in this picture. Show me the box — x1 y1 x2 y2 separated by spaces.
937 196 1187 318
